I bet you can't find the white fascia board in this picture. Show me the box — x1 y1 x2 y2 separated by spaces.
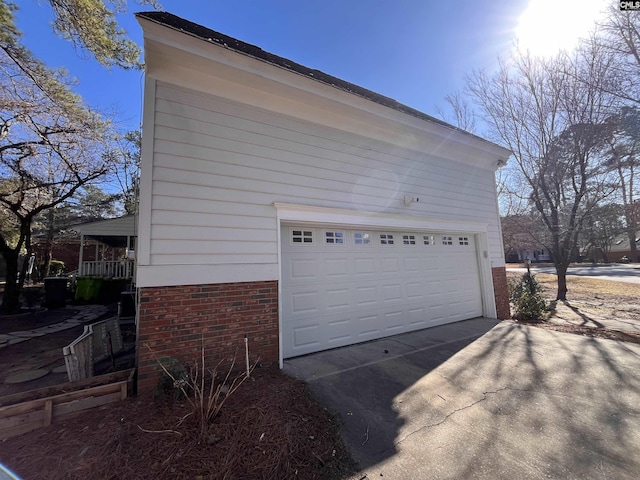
138 18 511 170
274 203 489 233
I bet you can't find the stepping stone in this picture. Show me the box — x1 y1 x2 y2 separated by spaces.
46 326 67 333
5 369 49 384
52 365 67 374
11 332 36 338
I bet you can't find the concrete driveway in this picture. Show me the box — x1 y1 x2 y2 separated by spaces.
284 319 640 479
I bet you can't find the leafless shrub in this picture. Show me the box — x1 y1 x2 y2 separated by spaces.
146 342 256 441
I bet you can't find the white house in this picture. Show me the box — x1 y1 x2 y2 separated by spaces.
134 12 511 392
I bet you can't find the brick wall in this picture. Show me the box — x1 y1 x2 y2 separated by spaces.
492 266 510 320
137 280 279 394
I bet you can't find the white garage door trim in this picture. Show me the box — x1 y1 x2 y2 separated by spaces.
274 202 490 233
274 203 497 365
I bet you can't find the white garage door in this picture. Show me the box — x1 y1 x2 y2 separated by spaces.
281 225 483 358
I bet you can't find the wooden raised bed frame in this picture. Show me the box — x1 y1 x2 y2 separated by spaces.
0 369 135 440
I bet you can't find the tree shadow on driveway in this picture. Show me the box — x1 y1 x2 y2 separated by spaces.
285 318 640 479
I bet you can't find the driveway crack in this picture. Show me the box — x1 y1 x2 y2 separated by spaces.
390 385 590 450
393 387 510 447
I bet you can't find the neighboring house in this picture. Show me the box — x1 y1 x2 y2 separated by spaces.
31 238 83 274
71 216 137 279
500 214 550 263
506 248 551 263
608 234 640 262
30 216 137 277
135 12 512 393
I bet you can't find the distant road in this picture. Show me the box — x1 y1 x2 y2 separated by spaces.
506 264 640 285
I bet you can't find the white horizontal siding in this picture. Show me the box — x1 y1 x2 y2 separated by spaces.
151 124 497 213
151 225 276 242
151 239 276 255
151 110 497 198
145 81 504 283
150 254 275 265
152 141 496 212
151 210 275 230
153 93 497 198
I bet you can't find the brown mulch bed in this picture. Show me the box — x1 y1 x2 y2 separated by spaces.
510 319 640 344
0 367 357 480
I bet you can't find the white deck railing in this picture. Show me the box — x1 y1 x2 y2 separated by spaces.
80 260 135 278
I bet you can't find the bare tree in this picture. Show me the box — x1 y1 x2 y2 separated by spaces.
501 213 545 261
0 16 115 312
112 130 141 215
593 6 640 105
571 10 640 262
434 91 478 133
469 47 616 300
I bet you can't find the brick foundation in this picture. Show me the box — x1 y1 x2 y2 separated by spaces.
492 266 510 319
136 280 279 394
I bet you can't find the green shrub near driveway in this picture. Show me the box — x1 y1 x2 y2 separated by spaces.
509 272 547 322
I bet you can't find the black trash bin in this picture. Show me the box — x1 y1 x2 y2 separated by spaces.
44 277 68 308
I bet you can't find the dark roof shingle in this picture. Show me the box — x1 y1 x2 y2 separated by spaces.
136 11 496 145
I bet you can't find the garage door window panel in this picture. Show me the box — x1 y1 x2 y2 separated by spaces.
354 232 372 245
423 235 434 245
325 231 345 245
291 229 314 245
403 234 417 245
380 233 395 245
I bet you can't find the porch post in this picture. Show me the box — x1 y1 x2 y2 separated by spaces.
79 234 84 276
126 235 131 278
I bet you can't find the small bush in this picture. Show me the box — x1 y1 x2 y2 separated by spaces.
509 272 547 322
154 355 189 401
50 260 66 276
619 256 630 264
39 260 66 277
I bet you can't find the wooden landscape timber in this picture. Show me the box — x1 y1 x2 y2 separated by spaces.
0 369 134 440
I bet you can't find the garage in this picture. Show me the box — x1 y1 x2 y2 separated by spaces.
135 11 512 390
281 224 483 357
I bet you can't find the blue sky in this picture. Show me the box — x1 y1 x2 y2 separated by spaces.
13 0 600 136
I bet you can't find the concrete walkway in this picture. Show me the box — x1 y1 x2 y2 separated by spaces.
285 319 640 479
0 305 110 349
